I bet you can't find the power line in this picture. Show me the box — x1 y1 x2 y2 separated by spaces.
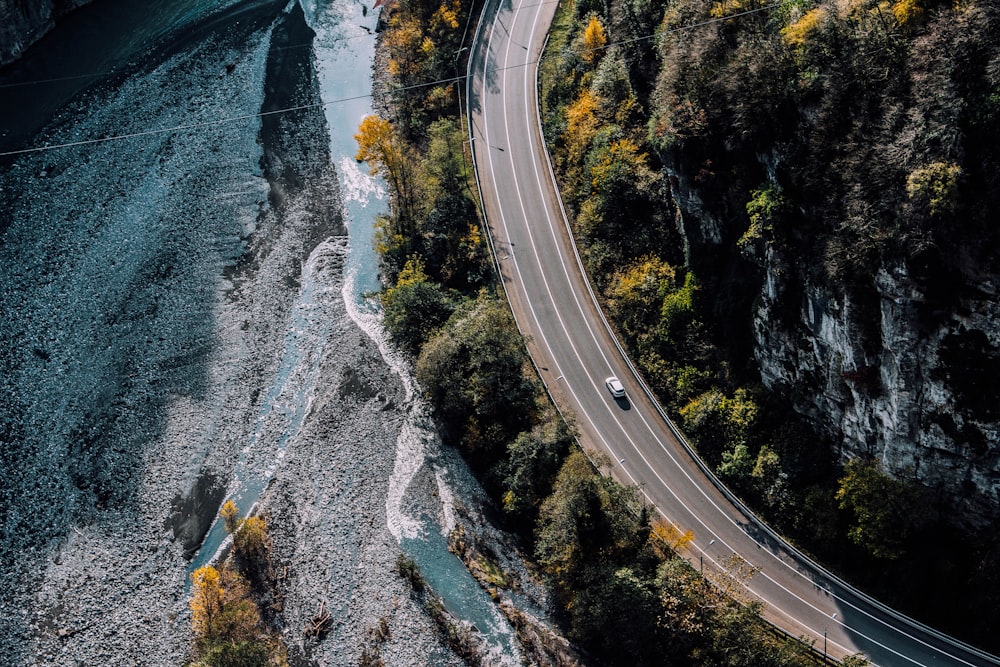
0 1 780 158
0 71 112 89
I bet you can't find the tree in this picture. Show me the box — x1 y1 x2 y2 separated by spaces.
606 254 677 338
190 566 226 638
591 47 637 121
836 459 928 560
906 161 961 217
655 557 707 659
415 296 537 463
680 388 758 468
383 280 455 356
383 256 456 355
355 115 419 226
739 183 787 255
233 516 270 569
649 518 694 556
568 566 665 665
718 442 754 491
535 449 650 593
220 500 240 534
560 89 601 198
535 449 611 587
781 7 827 55
752 444 789 512
384 14 425 81
218 502 272 573
581 15 608 65
498 421 574 524
413 121 488 289
425 118 467 193
577 134 664 275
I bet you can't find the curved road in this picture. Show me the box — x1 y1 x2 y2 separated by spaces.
464 0 1000 665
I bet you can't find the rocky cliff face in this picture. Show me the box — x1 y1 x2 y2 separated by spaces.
668 161 1000 525
0 0 92 65
652 0 1000 525
752 250 1000 523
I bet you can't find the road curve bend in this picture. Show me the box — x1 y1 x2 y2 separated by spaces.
463 0 1000 665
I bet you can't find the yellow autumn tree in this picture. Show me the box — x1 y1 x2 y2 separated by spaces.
220 499 240 534
581 15 607 65
190 566 225 637
355 114 418 224
355 114 398 174
233 515 271 567
906 161 961 217
431 0 461 31
562 89 600 192
709 0 756 18
590 137 648 190
891 0 923 26
607 255 677 332
782 7 826 53
395 255 430 288
650 518 694 556
385 14 424 80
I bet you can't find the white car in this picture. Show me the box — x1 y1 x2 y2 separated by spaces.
605 376 625 398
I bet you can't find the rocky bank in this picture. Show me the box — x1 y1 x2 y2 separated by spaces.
0 1 455 663
0 0 93 65
0 0 580 664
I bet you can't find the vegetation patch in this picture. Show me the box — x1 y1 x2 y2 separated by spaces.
537 0 1000 650
187 502 286 667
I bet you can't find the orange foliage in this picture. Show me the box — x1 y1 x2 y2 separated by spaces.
581 15 607 65
650 519 695 555
190 566 225 637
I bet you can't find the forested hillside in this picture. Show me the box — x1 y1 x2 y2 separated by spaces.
358 0 842 662
653 0 1000 519
540 0 1000 649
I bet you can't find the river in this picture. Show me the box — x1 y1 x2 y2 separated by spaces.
0 0 529 664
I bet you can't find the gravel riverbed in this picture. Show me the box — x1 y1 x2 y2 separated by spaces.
0 1 578 664
0 1 451 663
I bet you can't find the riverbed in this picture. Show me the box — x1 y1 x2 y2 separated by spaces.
0 0 569 664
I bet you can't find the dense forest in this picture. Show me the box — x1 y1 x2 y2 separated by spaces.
356 0 868 663
360 0 1000 660
539 0 1000 650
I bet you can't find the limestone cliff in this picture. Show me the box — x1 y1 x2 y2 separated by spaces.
749 246 1000 523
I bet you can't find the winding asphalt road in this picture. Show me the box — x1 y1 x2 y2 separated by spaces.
464 0 1000 664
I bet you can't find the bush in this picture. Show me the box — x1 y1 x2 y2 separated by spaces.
416 296 538 465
